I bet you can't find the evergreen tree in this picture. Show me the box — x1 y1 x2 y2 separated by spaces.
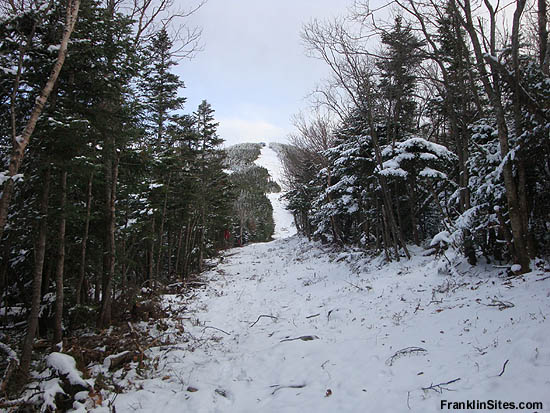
311 110 375 245
377 15 425 145
141 28 186 146
193 100 230 270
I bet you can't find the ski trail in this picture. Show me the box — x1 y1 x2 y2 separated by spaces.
255 144 296 240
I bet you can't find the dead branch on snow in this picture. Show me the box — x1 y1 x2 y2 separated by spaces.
249 314 278 328
422 378 461 393
386 346 427 366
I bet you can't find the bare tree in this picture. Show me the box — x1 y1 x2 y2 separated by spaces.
124 0 206 55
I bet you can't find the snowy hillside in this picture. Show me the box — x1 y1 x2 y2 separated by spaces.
255 144 296 239
79 142 550 413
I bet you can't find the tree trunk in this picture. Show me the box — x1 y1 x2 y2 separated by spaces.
147 217 156 281
155 176 171 279
367 114 410 260
76 172 93 305
0 0 80 240
199 206 205 272
98 151 119 328
20 164 51 376
183 216 193 278
457 0 530 272
53 170 67 344
167 227 173 278
539 0 548 71
326 168 343 245
407 178 420 246
380 204 392 262
174 224 184 279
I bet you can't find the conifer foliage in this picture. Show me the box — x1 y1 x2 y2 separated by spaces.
0 0 233 383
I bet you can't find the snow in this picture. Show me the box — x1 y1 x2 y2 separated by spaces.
0 342 18 361
1 65 17 75
47 44 61 53
12 173 24 182
41 378 65 412
254 144 296 239
46 352 90 388
93 238 550 413
0 171 10 185
419 167 447 180
0 305 24 317
430 230 451 247
103 351 131 369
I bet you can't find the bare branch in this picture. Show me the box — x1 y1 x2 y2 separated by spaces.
249 314 278 328
422 377 461 393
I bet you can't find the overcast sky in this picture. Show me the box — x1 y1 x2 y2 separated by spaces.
175 0 353 146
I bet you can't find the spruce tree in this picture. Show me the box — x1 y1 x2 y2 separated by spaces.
377 15 425 145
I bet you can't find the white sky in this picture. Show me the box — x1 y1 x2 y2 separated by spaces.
175 0 353 146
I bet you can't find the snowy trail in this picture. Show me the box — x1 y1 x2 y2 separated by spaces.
99 145 550 412
254 145 296 239
104 240 550 413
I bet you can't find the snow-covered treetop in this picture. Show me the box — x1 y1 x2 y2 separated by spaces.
378 136 457 179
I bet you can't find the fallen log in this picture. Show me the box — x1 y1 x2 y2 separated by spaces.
103 351 140 371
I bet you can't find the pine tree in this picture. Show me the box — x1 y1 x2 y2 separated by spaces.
311 110 375 245
141 28 186 146
377 15 425 145
192 100 230 270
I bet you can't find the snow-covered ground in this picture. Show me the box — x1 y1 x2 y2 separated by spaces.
255 144 296 239
87 144 550 413
92 240 550 413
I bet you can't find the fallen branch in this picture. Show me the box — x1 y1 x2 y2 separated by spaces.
486 298 514 310
306 313 320 319
386 347 427 366
497 359 509 377
344 280 372 291
202 326 231 336
0 342 19 393
127 322 146 367
249 314 278 328
344 280 364 291
422 378 461 393
0 360 18 395
270 383 306 395
103 351 139 371
280 335 319 343
127 322 145 353
0 396 38 409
